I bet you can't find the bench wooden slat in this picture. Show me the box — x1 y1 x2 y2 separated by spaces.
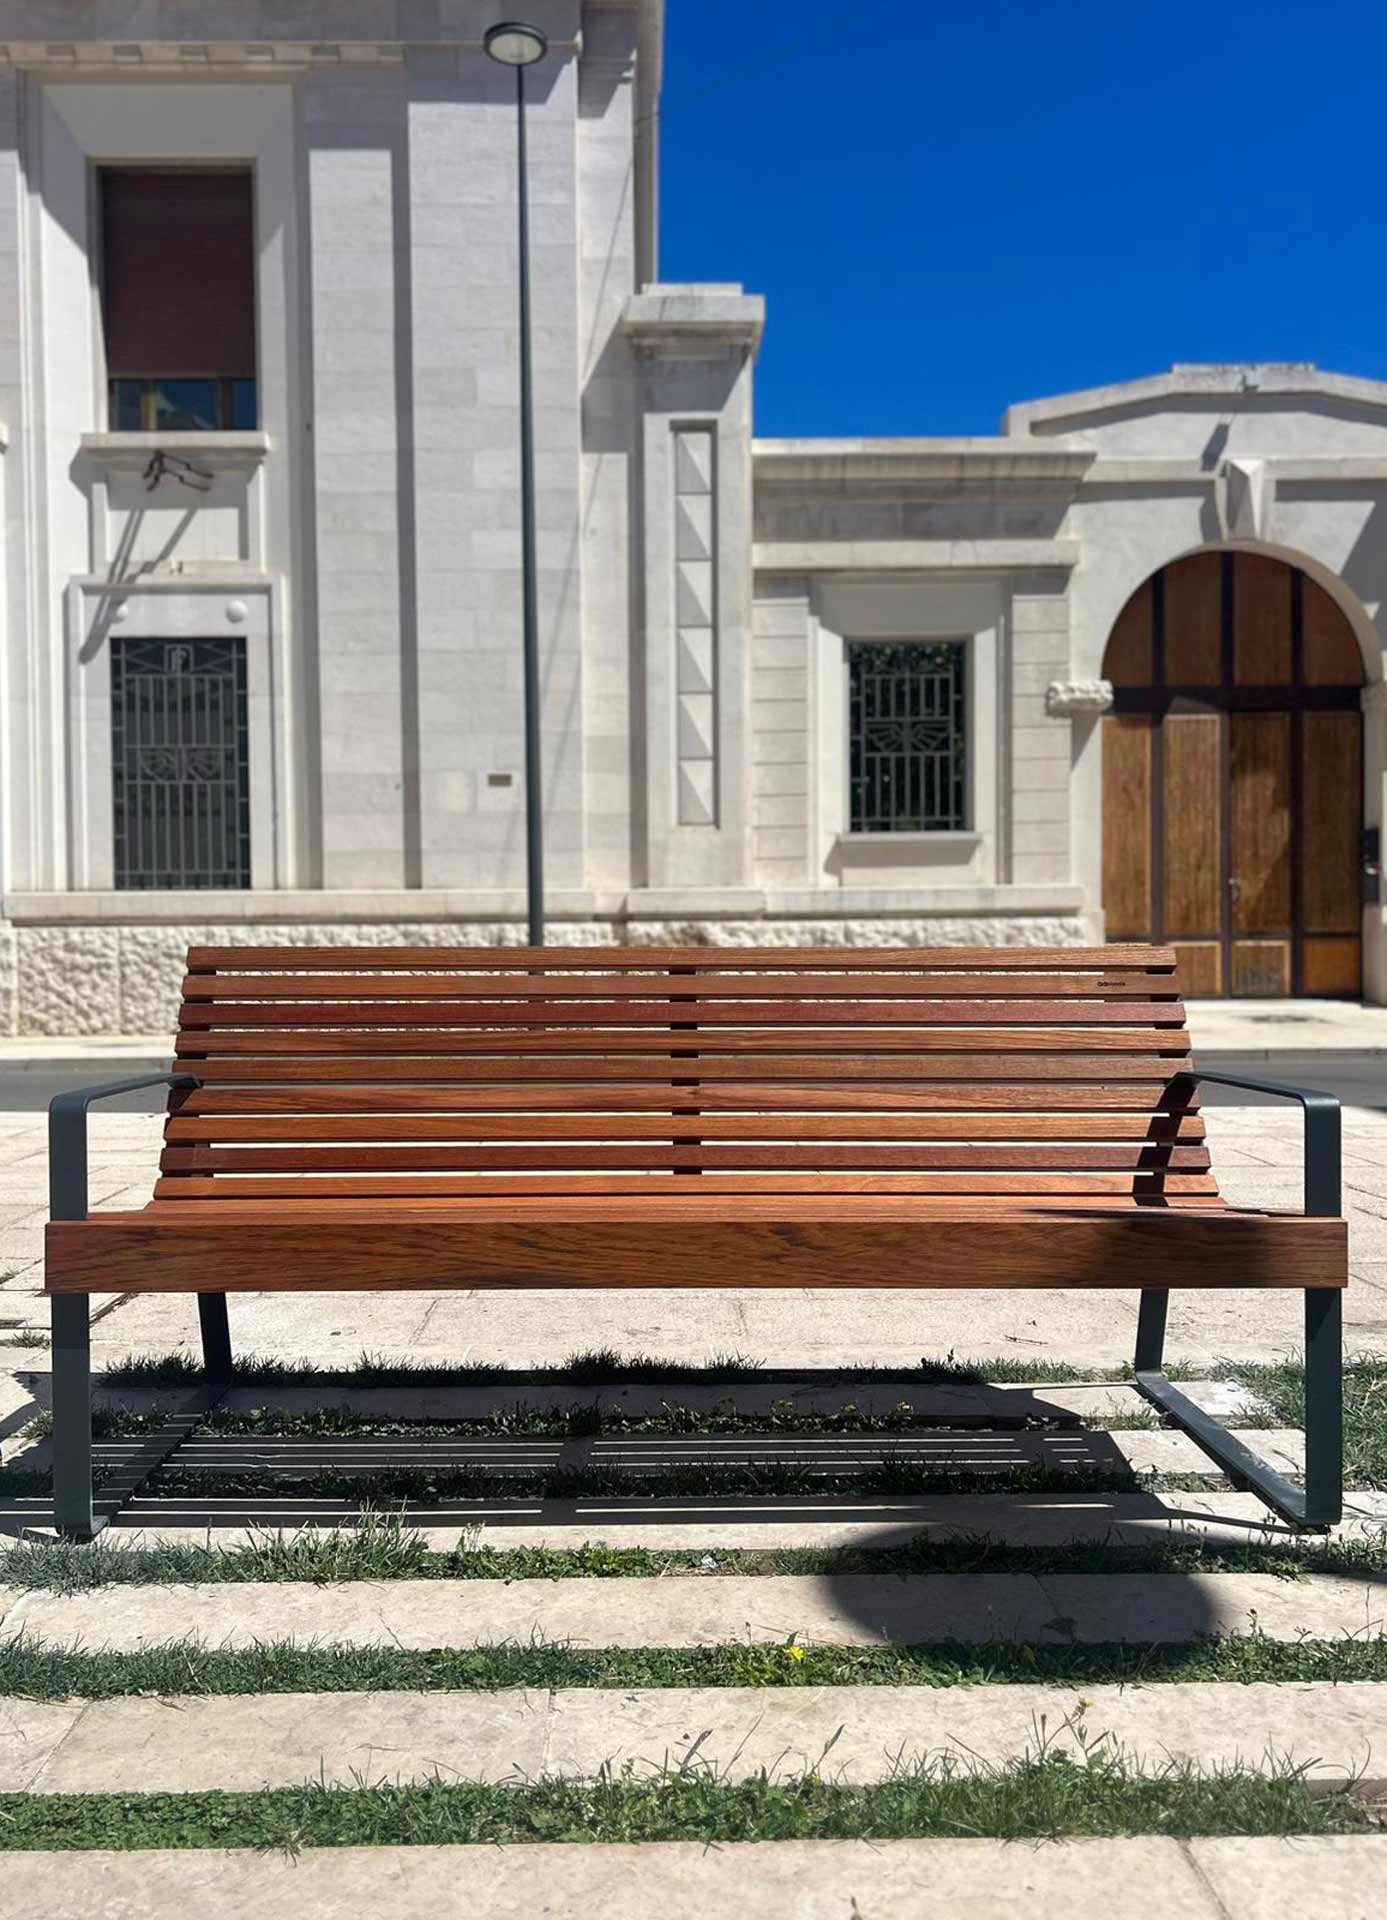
46 1210 1345 1293
181 973 1181 1002
176 1030 1193 1059
163 1113 1207 1144
171 1050 1191 1081
177 1000 1187 1029
186 944 1180 973
179 1083 1201 1115
152 1172 1223 1201
159 1143 1214 1174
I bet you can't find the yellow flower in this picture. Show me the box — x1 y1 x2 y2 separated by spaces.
787 1643 805 1662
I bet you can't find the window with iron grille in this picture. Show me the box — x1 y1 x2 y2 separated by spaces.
848 640 967 833
110 639 251 890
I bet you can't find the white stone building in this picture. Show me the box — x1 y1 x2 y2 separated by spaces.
1 4 1384 1031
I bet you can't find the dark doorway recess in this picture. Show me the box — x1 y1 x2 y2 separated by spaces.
1102 551 1364 997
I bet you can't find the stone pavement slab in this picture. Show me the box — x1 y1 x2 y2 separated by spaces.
31 1689 552 1794
22 1680 1387 1794
4 1569 1384 1653
0 1698 85 1790
61 1282 1373 1374
1189 1836 1387 1920
1037 1571 1387 1644
0 1573 1060 1652
0 1837 1225 1920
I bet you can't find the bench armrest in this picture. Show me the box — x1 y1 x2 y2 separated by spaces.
49 1074 200 1223
1168 1069 1340 1218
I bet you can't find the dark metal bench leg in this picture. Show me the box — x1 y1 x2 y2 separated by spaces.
52 1292 99 1541
1135 1283 1345 1532
1303 1287 1343 1527
198 1294 233 1386
1134 1289 1169 1373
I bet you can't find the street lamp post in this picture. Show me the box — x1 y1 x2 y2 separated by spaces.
484 21 548 946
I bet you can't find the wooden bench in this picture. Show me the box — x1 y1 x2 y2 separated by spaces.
45 943 1346 1537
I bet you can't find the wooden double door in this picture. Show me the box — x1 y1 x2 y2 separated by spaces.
1102 552 1364 997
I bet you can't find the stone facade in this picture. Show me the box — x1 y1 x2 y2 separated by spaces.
0 8 1385 1030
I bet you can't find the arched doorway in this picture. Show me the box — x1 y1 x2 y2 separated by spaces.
1102 550 1365 996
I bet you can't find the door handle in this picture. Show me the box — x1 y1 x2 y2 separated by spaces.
1227 875 1243 898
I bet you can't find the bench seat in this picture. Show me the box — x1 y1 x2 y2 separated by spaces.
48 1197 1344 1294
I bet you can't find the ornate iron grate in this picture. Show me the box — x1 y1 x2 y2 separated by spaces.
111 638 251 889
848 640 967 832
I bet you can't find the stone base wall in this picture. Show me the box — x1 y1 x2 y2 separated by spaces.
0 913 1093 1036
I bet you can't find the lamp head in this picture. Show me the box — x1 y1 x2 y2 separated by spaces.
484 21 548 66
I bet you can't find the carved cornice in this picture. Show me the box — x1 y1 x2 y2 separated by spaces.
1045 679 1114 717
0 43 407 71
623 287 764 361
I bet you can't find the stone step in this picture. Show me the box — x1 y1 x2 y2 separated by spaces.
5 1680 1386 1796
3 1567 1382 1652
3 1836 1385 1920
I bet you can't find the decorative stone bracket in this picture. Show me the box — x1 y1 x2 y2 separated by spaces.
1045 679 1114 717
76 431 270 576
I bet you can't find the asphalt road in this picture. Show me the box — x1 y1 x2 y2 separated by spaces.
1189 1053 1387 1108
0 1053 1385 1111
0 1060 175 1111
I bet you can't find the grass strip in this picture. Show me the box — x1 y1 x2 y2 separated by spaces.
4 1519 1386 1593
109 1460 1239 1506
0 1459 1191 1503
94 1349 1143 1390
0 1756 1376 1850
1232 1359 1387 1492
49 1401 1161 1440
7 1635 1387 1703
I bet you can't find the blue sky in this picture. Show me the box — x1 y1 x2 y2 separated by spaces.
658 0 1387 438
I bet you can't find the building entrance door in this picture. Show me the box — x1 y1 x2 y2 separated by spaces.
1102 551 1364 996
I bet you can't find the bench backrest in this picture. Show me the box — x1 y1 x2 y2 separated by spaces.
160 944 1210 1208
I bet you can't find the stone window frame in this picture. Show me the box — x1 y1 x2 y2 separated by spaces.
810 577 1001 887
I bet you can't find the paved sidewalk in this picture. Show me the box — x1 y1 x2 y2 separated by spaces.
3 1837 1384 1920
1188 998 1387 1056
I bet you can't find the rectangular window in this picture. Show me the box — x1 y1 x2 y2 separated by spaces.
111 638 251 890
848 640 967 832
100 168 257 429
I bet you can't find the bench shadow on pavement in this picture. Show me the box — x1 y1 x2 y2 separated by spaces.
0 1368 1322 1651
2 1363 1363 1655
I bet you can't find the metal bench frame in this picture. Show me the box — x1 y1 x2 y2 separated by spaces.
1133 1067 1342 1531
